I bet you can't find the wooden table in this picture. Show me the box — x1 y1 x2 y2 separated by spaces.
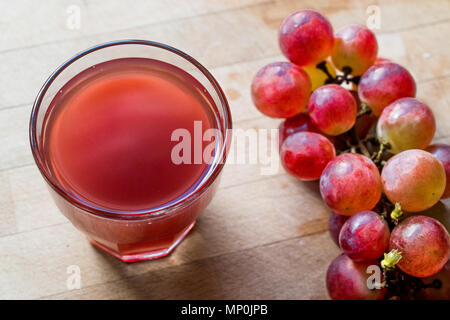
0 0 449 299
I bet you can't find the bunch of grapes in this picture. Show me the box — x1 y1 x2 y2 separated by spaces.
251 9 450 300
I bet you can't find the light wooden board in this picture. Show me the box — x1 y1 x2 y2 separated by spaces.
0 0 449 299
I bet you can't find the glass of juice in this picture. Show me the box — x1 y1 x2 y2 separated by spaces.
30 40 231 262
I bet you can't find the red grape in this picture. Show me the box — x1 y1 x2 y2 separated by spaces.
339 211 390 262
332 24 378 76
328 211 349 247
278 113 320 146
418 260 450 300
358 62 416 116
251 61 311 118
280 132 335 181
381 149 446 212
320 153 382 216
279 9 334 66
377 98 436 154
426 144 450 199
326 254 386 300
308 84 357 136
389 216 450 277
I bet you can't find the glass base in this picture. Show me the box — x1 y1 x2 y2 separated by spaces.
88 221 196 262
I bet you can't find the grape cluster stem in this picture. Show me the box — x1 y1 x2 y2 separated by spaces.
316 61 360 86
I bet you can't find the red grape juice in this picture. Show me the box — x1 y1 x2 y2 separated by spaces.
39 58 220 260
42 58 217 211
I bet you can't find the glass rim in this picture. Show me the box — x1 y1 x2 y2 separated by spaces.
29 39 232 220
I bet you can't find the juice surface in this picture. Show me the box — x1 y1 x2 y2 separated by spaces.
43 58 216 212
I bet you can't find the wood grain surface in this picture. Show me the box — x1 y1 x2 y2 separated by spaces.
0 0 449 299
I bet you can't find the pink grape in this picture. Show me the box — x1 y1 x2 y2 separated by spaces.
328 211 349 247
339 211 390 262
418 260 450 300
320 153 382 216
251 62 311 118
402 204 450 298
332 24 378 76
381 149 446 212
389 216 450 277
278 113 321 146
279 9 334 66
308 84 357 136
377 98 436 154
326 254 386 300
280 132 335 181
358 62 416 116
426 144 450 199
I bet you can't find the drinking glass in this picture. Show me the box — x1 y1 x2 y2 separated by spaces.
30 40 232 262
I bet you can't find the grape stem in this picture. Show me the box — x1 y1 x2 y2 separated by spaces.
315 61 335 84
357 103 371 117
381 249 403 270
384 268 440 299
357 139 370 158
424 279 443 289
372 142 390 164
316 62 361 85
390 202 403 223
350 126 371 158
